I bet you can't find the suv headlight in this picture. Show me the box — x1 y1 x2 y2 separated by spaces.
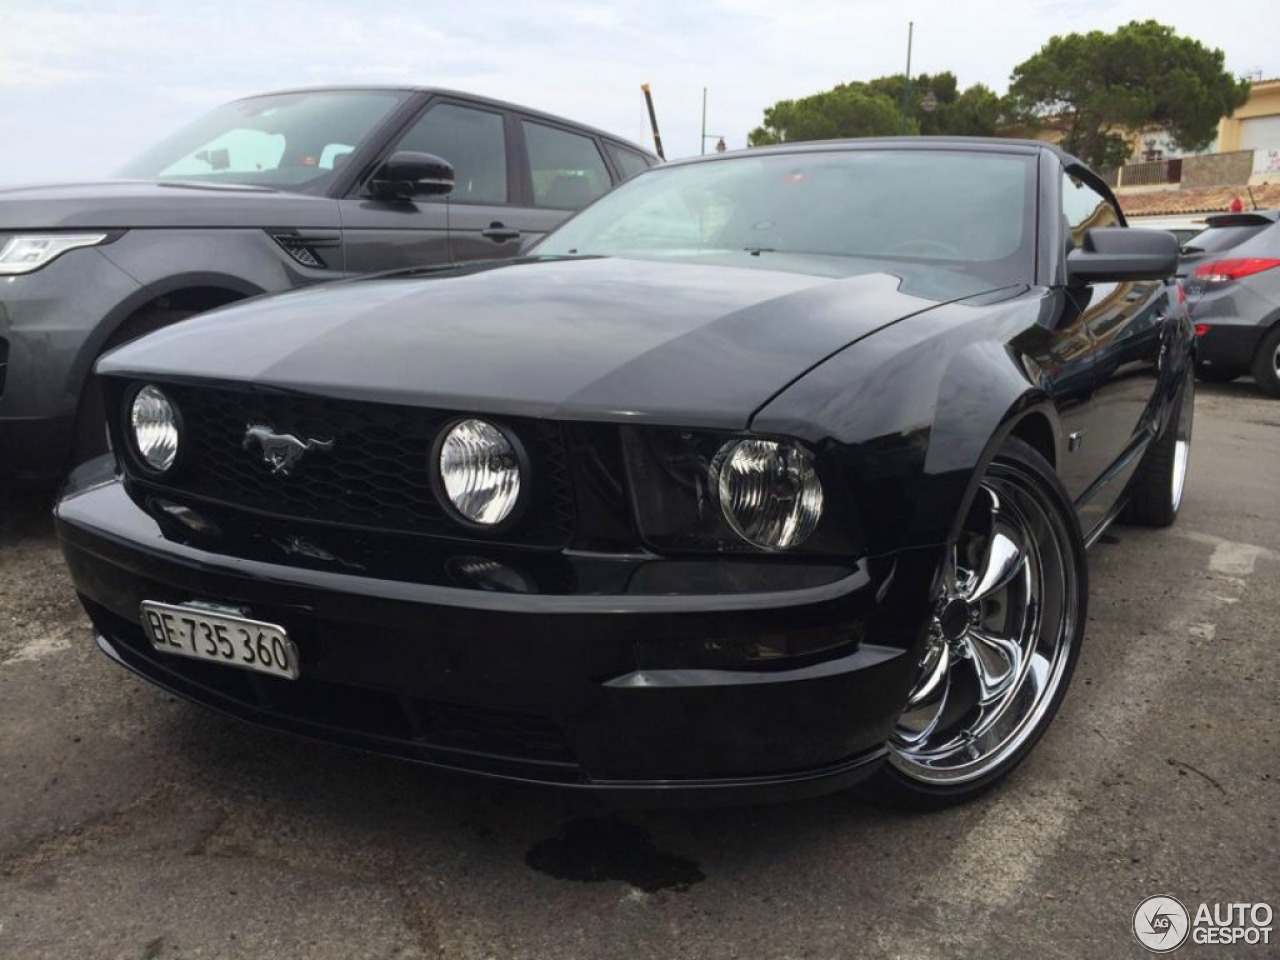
0 233 108 275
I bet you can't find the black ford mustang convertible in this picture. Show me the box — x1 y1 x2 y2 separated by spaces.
56 138 1193 806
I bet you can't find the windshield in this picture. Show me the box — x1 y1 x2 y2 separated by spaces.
116 90 407 189
536 150 1038 284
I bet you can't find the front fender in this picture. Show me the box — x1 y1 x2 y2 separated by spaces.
96 227 325 298
751 290 1064 555
66 226 340 414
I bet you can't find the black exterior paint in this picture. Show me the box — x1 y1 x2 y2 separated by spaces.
55 139 1194 801
97 257 1002 429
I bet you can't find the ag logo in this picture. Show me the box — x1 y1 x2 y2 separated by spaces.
1134 895 1190 953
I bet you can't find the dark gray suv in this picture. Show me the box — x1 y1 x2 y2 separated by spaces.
1182 211 1280 396
0 87 656 482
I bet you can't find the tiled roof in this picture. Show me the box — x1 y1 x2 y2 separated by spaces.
1119 184 1280 216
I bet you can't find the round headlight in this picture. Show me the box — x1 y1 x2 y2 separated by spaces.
130 384 180 473
435 419 524 528
714 438 824 550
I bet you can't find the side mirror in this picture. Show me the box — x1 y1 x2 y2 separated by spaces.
1066 227 1178 284
368 151 454 202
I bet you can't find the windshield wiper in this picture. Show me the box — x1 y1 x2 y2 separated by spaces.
743 246 777 256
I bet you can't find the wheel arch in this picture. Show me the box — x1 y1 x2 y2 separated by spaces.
940 400 1065 545
1255 306 1280 350
1249 308 1280 395
918 335 1066 549
67 273 263 402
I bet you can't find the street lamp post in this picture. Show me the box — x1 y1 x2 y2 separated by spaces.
701 87 727 154
900 21 914 135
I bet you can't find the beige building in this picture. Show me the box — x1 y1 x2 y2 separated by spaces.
1217 78 1280 179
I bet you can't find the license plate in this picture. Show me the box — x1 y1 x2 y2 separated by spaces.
140 601 299 680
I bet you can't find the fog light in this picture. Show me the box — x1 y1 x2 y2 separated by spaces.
129 384 180 473
434 419 525 527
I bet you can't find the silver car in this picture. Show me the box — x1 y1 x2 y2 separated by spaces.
1183 212 1280 396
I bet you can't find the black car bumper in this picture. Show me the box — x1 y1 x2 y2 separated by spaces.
1195 322 1265 371
55 465 940 803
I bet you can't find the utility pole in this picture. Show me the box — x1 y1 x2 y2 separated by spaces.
900 21 914 135
700 88 726 154
701 87 708 156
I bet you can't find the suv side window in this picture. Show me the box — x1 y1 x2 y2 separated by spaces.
394 103 508 204
523 121 612 210
1062 171 1119 248
605 143 653 182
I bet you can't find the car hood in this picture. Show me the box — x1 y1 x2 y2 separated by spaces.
0 179 337 230
100 256 1005 429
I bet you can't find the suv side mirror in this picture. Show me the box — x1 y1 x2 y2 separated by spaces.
1066 227 1178 284
368 151 455 202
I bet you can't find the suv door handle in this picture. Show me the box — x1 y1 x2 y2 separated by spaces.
481 223 521 243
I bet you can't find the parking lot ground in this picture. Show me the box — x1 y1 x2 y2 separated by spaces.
1 381 1276 960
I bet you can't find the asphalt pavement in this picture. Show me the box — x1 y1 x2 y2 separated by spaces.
1 380 1276 960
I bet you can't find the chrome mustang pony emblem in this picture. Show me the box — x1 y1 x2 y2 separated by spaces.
243 424 334 476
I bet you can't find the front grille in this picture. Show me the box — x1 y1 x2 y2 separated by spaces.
129 383 574 547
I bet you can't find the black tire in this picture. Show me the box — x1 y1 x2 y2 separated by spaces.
1122 369 1194 528
72 309 195 466
1194 363 1239 384
1251 324 1280 398
869 437 1087 809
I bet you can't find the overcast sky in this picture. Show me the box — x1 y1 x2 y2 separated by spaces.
2 0 1276 185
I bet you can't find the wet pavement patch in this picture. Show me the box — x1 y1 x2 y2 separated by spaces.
525 817 705 892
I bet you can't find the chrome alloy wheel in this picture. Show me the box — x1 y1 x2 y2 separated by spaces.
889 464 1081 786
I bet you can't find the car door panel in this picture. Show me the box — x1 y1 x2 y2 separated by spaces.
1069 279 1168 534
337 198 451 273
339 99 513 272
445 202 536 261
1056 169 1171 535
1033 293 1097 504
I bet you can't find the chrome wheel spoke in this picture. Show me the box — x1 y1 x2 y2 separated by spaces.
964 628 1021 705
964 526 1025 604
896 638 951 745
